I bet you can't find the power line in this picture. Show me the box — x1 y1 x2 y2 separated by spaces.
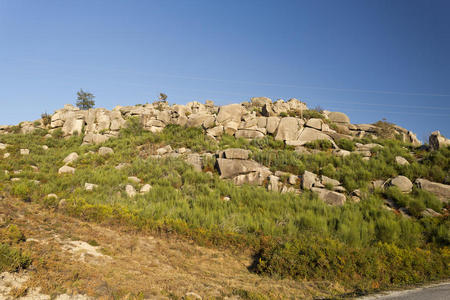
13 57 450 98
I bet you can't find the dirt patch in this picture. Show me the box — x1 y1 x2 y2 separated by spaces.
0 197 346 299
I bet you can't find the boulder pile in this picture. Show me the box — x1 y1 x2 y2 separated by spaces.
0 97 423 147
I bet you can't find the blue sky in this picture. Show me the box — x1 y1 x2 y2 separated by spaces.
0 0 449 141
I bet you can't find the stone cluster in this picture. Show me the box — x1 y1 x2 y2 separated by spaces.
0 97 422 147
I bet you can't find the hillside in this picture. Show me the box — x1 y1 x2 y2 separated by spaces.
0 97 449 299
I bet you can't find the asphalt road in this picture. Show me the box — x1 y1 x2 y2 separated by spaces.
358 282 450 300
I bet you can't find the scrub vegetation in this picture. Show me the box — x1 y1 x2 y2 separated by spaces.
0 121 448 295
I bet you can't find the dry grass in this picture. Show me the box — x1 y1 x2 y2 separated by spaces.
0 196 347 299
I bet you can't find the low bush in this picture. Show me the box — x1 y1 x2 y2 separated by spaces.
255 237 449 291
0 243 32 272
337 138 356 151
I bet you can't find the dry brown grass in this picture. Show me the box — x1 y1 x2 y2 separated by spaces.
0 196 347 299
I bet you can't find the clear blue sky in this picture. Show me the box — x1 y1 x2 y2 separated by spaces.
1 0 449 141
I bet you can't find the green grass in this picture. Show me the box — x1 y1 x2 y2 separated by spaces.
0 122 448 292
0 244 32 272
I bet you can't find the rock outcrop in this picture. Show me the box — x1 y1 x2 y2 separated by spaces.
415 179 450 202
429 131 450 150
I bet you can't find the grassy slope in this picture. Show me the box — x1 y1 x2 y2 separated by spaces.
0 122 449 295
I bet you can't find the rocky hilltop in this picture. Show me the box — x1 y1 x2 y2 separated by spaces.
1 97 449 207
0 97 449 298
1 97 421 146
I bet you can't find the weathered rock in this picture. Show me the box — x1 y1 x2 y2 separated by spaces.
3 153 10 158
256 117 267 129
62 117 84 136
266 117 280 134
128 176 141 183
84 183 98 191
216 104 244 124
235 129 265 139
20 149 29 155
321 175 340 187
327 112 350 124
261 103 276 117
110 110 126 131
187 113 215 128
251 97 272 107
185 153 203 172
140 184 152 193
206 125 224 137
302 171 317 190
429 131 450 150
421 208 442 217
113 163 128 170
395 156 409 166
216 158 270 179
98 147 114 156
125 185 136 197
222 148 250 160
388 176 413 193
275 117 302 141
63 152 79 165
83 133 110 144
0 143 6 150
332 149 351 157
289 174 298 185
415 179 450 202
223 121 239 135
58 165 75 174
268 175 280 192
156 145 173 155
311 187 346 205
296 128 336 146
305 118 323 130
42 145 49 150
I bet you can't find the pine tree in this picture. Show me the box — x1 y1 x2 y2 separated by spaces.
76 89 95 110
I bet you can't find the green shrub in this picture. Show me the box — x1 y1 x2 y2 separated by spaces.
4 225 26 243
304 139 334 150
337 139 356 151
255 237 449 291
0 243 32 272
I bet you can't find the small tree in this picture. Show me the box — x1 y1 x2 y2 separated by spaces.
159 93 168 102
76 89 95 110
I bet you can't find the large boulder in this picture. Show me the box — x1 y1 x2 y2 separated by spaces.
327 112 350 124
216 104 244 124
222 148 250 160
232 171 267 186
63 152 79 165
187 113 215 128
185 153 202 172
235 129 265 139
395 156 409 166
98 147 114 156
62 117 84 136
216 158 270 179
302 171 317 190
266 117 280 134
429 131 450 150
274 117 302 141
415 179 450 202
388 176 413 193
83 133 110 145
311 187 346 206
296 128 336 147
58 165 75 174
110 110 126 131
305 118 323 131
251 97 272 107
